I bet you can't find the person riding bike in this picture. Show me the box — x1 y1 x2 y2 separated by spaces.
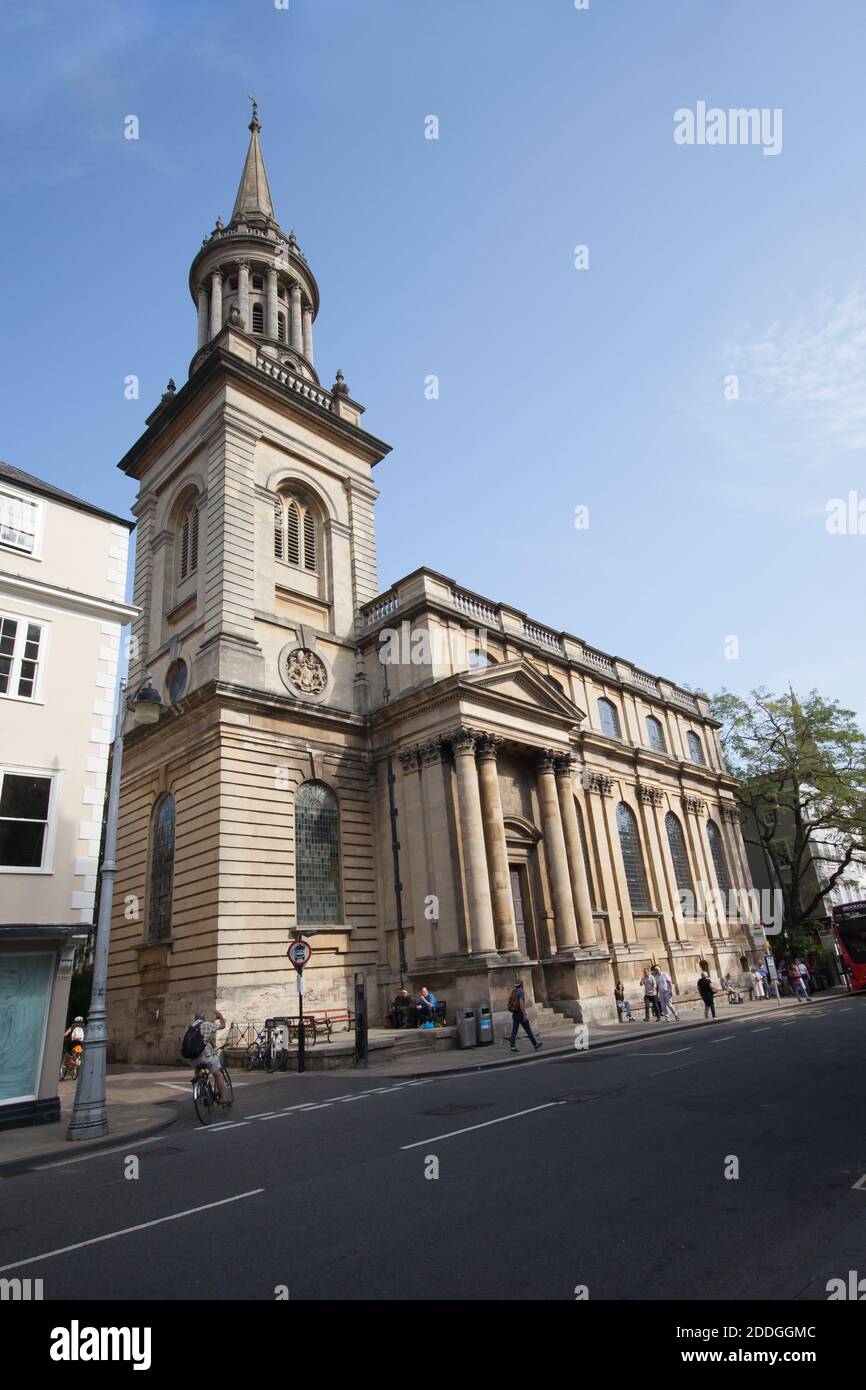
62 1016 86 1071
182 1008 230 1106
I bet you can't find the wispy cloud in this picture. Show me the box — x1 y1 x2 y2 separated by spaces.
723 283 866 458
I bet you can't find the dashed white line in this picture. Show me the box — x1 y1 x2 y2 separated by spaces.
400 1102 564 1150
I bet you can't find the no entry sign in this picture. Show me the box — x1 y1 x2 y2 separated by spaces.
287 940 312 969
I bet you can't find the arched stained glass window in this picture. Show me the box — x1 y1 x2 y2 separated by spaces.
148 794 176 941
296 781 342 926
616 801 651 912
646 715 666 753
598 697 621 739
706 820 731 896
687 731 705 765
665 811 694 899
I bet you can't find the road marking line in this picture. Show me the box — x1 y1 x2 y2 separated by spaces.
33 1137 166 1171
753 1027 772 1033
709 1035 736 1043
259 1112 296 1121
400 1102 563 1151
852 1173 866 1191
300 1103 333 1110
630 1048 691 1057
248 1111 278 1119
154 1082 191 1092
0 1189 266 1273
195 1121 251 1133
647 1057 707 1077
780 1021 797 1027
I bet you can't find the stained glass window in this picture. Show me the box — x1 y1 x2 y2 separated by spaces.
296 781 342 926
148 795 176 940
598 698 621 739
706 820 731 896
646 715 666 753
616 801 651 912
665 811 694 898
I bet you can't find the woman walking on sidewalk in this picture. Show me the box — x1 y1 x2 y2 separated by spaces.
697 971 717 1020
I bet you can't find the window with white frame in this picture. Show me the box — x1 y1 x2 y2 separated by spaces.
0 614 46 701
0 769 56 871
0 488 41 555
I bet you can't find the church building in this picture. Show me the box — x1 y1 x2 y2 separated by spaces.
107 113 760 1059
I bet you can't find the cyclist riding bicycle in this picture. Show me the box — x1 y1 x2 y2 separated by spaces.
182 1008 230 1107
62 1016 86 1070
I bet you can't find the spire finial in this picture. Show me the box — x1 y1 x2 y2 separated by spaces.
247 93 260 132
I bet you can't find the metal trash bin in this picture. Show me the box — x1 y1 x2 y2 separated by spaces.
457 1007 478 1049
475 1005 494 1045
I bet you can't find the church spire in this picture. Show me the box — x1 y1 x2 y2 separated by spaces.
231 98 277 228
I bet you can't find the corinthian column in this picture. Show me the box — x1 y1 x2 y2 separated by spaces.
290 282 303 352
303 304 314 364
477 735 518 954
209 269 223 338
197 285 209 348
237 259 250 332
536 750 579 952
451 729 497 956
554 754 595 947
267 266 279 339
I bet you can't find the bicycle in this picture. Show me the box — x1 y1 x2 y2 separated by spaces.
59 1043 83 1082
192 1051 234 1125
243 1030 268 1071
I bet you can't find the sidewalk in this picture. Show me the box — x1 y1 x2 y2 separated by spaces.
0 1083 177 1176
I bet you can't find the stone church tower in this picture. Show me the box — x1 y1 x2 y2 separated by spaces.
108 112 760 1061
110 111 391 1057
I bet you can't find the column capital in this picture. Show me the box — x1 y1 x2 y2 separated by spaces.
290 281 303 301
237 257 250 271
446 726 479 756
397 745 422 774
636 783 665 807
535 748 558 775
720 802 741 825
211 266 222 281
587 771 614 796
682 795 706 815
476 733 503 761
552 752 575 778
420 740 445 766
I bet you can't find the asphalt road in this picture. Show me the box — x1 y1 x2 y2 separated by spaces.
2 995 865 1301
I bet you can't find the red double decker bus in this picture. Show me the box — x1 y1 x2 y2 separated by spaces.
831 900 866 991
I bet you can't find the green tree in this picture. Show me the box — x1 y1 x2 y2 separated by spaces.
710 687 866 936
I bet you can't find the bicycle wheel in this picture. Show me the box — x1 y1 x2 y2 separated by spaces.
193 1075 213 1125
221 1067 234 1106
243 1045 258 1071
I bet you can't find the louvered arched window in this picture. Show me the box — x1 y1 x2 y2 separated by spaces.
598 697 621 739
277 311 287 343
275 492 318 573
706 820 731 896
295 781 342 925
646 715 666 753
179 500 199 581
665 811 694 899
687 731 705 765
616 802 651 912
148 794 176 941
252 302 264 334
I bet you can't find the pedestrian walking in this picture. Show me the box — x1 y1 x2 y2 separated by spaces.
641 967 662 1021
507 980 543 1053
614 980 634 1022
652 964 679 1021
697 971 716 1020
752 966 765 1000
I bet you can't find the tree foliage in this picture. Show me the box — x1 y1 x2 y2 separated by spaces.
711 687 866 932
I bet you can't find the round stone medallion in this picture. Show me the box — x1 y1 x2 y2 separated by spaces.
285 647 328 696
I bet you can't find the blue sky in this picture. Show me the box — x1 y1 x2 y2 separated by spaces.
2 0 865 722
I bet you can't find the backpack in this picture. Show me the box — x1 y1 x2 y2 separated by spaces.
507 988 521 1013
181 1022 206 1060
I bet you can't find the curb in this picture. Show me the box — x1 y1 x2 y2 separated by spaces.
0 1106 179 1178
367 988 858 1082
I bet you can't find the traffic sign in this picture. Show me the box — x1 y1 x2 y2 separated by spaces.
287 939 312 969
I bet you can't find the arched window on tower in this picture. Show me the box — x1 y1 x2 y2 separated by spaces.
665 811 694 902
706 820 731 897
275 491 318 573
687 731 706 765
616 801 651 912
295 781 342 925
251 302 264 334
147 794 176 941
277 311 287 343
598 697 622 739
178 498 199 582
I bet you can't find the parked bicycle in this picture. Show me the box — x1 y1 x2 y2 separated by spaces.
243 1030 269 1070
192 1049 234 1125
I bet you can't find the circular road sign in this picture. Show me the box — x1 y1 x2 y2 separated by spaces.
287 940 312 969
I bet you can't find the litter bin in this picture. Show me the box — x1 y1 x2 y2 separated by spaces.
475 1005 494 1045
457 1007 477 1049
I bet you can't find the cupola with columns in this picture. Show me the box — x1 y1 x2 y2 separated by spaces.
188 101 320 384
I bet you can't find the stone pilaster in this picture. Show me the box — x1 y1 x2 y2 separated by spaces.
397 746 434 962
477 735 519 954
209 269 223 338
419 740 463 957
536 750 579 952
449 728 497 956
554 754 595 947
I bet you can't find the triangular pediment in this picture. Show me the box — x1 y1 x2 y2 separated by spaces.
458 658 586 723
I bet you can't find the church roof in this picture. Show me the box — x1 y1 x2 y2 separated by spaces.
231 107 277 226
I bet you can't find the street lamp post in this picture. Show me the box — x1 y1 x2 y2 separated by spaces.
67 674 162 1141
